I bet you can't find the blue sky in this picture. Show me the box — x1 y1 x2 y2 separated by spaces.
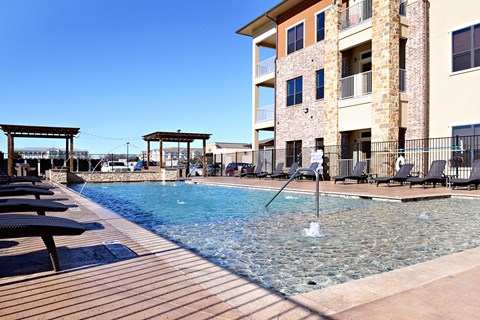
0 0 278 155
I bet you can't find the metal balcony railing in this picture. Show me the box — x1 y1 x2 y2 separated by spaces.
399 0 407 16
256 104 274 123
341 70 372 99
340 0 372 31
399 69 406 92
256 56 275 78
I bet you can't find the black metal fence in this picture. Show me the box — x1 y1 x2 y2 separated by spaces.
2 135 479 179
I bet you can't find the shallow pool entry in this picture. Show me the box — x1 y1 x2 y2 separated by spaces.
70 182 480 296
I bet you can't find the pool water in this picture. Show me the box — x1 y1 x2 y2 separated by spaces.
69 182 480 296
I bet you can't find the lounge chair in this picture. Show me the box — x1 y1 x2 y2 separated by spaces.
450 159 480 190
271 162 299 179
407 160 446 188
0 168 42 185
243 162 265 178
375 163 414 187
238 166 254 177
333 161 368 184
0 213 85 271
0 198 68 215
300 162 319 180
0 185 54 199
257 163 284 179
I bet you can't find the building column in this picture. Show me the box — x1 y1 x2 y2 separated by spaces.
371 0 400 143
324 3 342 147
371 0 401 175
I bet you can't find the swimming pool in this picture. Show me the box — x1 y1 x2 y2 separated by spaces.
69 182 480 296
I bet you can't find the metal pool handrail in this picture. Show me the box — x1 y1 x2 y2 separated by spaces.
265 168 321 218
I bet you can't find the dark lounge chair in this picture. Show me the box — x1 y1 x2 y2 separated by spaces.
243 162 265 178
375 163 414 187
407 160 446 188
0 185 54 199
271 162 299 179
0 214 85 271
0 198 68 215
257 163 284 179
450 159 480 190
300 162 319 180
333 161 368 184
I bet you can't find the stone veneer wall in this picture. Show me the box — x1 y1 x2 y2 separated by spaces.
405 0 428 140
371 0 401 143
47 169 179 184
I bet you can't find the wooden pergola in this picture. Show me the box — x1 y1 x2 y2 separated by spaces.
0 124 80 176
142 131 211 177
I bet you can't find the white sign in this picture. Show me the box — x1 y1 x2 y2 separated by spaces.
311 150 324 172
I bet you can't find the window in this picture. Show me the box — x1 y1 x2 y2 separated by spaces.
287 23 304 54
452 124 480 137
287 76 303 106
452 23 480 72
316 69 325 100
286 140 302 167
316 12 325 42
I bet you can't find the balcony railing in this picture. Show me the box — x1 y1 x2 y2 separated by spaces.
340 0 372 31
256 104 274 123
399 0 407 16
341 69 407 99
399 69 406 92
341 70 372 99
256 56 275 78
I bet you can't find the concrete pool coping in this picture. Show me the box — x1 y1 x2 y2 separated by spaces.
1 179 479 319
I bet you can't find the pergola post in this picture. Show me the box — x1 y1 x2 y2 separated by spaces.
202 139 207 177
65 138 69 171
7 133 14 176
69 136 74 172
160 140 164 168
187 142 191 176
147 141 151 168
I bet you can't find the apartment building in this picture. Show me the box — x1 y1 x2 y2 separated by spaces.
237 0 480 169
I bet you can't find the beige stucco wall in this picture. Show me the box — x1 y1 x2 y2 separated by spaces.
429 0 480 138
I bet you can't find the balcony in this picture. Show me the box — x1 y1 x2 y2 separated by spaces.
256 56 275 78
340 0 372 31
341 71 372 99
256 104 274 123
341 69 407 99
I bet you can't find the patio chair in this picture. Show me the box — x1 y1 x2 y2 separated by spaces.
333 161 368 184
0 213 85 271
0 185 54 199
257 163 284 179
238 166 254 177
299 162 319 180
375 163 414 187
0 198 68 215
407 160 446 188
243 162 266 178
0 168 42 185
450 159 480 190
271 162 299 179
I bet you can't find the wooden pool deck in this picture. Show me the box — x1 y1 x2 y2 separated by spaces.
1 178 479 319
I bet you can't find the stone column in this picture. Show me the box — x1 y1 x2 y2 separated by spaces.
371 0 400 143
323 3 342 147
371 0 401 175
323 3 342 177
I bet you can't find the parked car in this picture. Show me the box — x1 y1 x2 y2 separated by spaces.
133 160 158 171
225 162 252 176
189 163 218 176
101 161 130 172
